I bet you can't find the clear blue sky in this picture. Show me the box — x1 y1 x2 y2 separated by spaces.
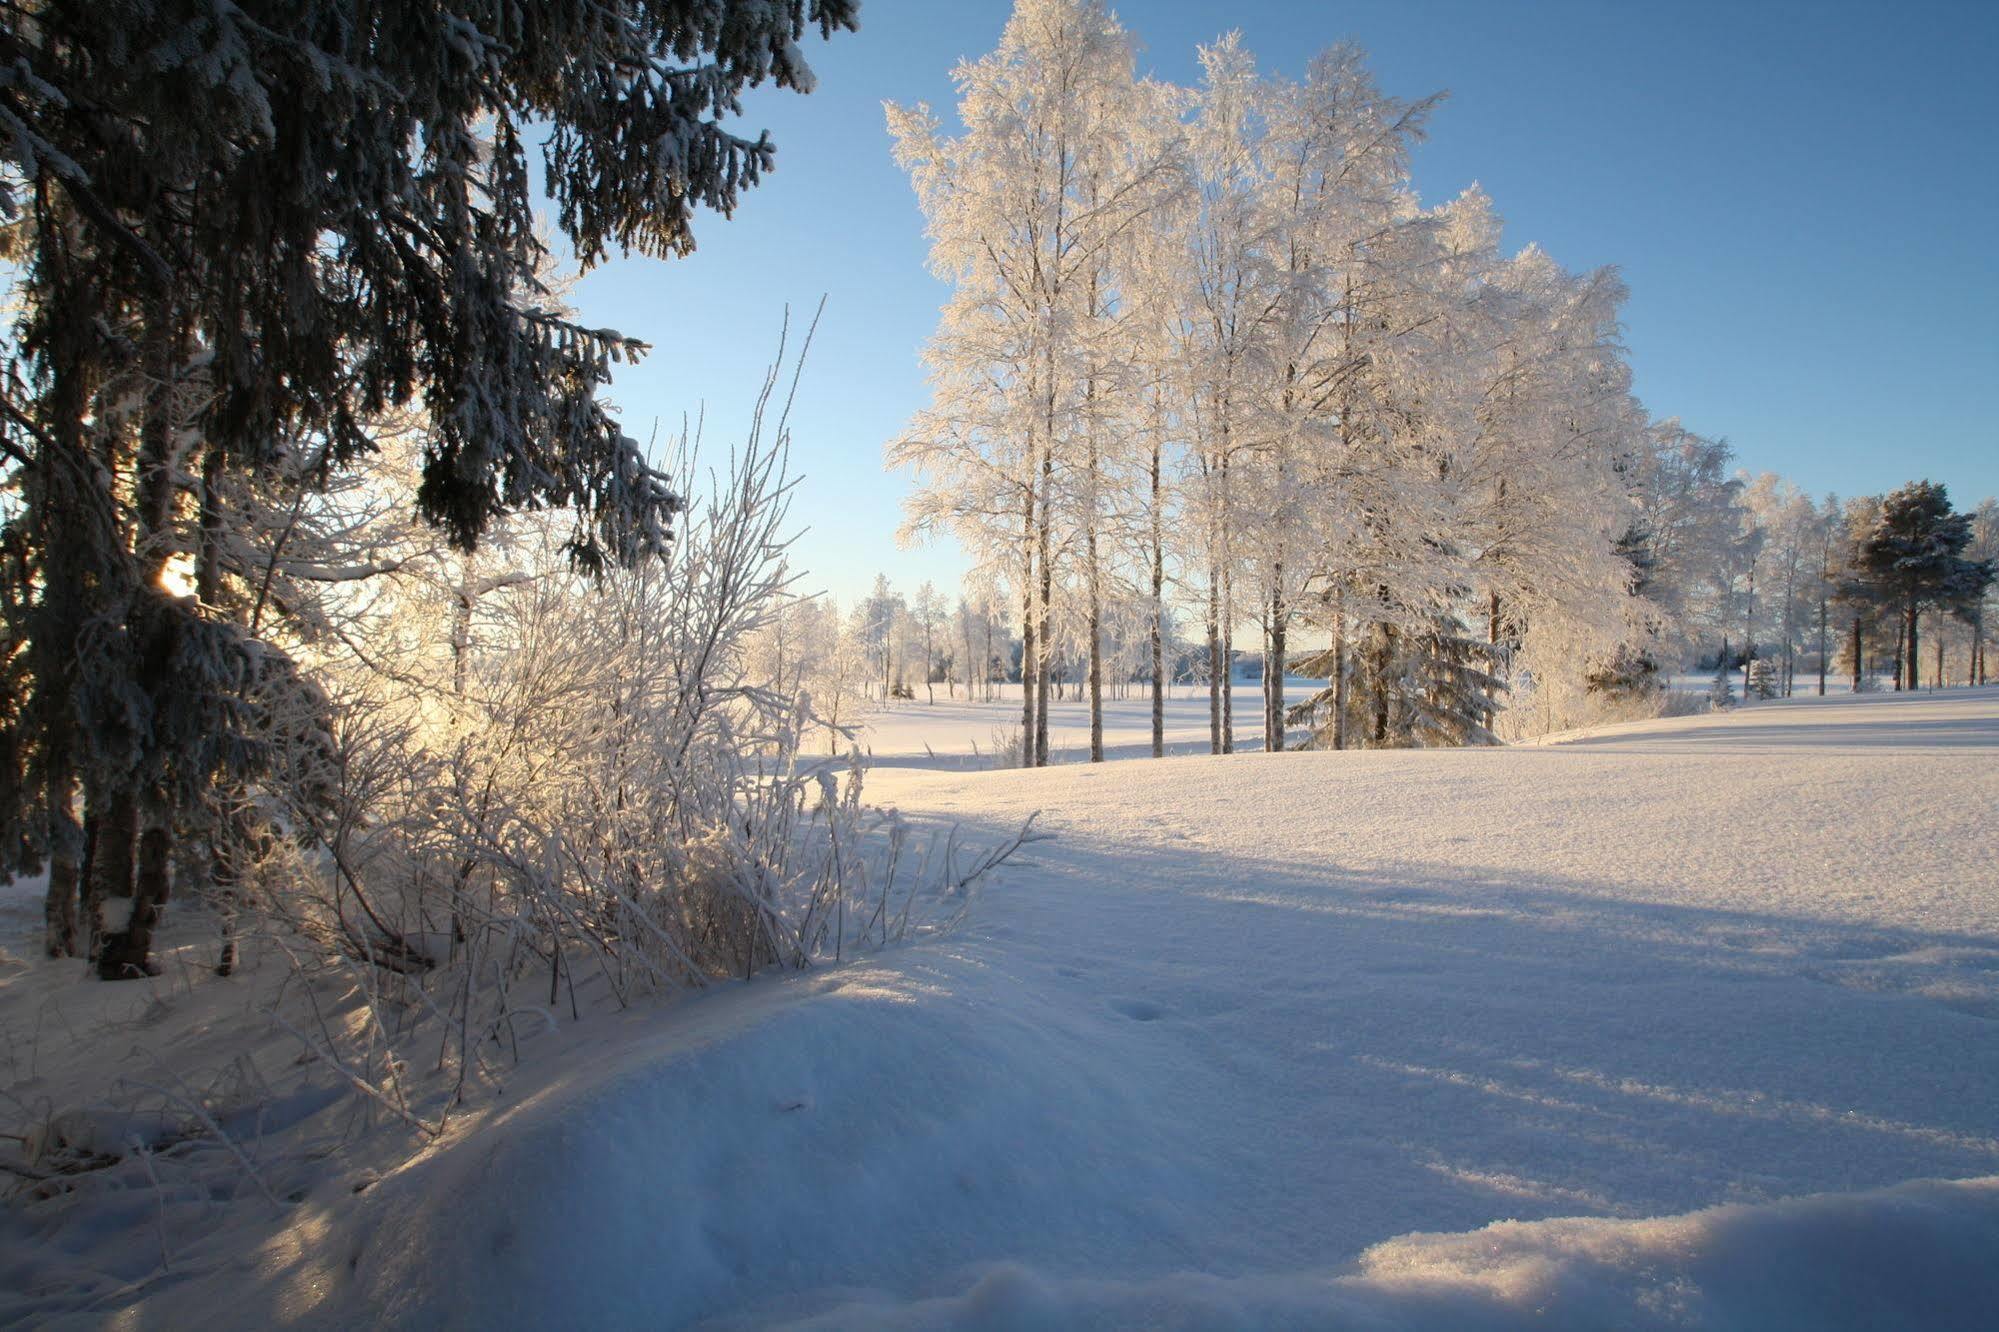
567 0 1999 607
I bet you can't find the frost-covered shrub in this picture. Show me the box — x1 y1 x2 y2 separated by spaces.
132 340 1040 1137
988 725 1025 769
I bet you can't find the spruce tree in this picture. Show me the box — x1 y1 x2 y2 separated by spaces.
1708 654 1736 711
1747 656 1779 700
0 0 857 970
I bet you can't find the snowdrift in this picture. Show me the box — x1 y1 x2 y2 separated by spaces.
205 953 1999 1330
781 1176 1999 1330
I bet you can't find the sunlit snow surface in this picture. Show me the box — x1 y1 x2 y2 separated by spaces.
17 689 1999 1328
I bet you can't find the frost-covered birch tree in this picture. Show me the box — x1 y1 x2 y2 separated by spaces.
884 3 1849 753
889 0 1173 765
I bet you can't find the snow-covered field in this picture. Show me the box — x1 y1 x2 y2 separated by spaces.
850 674 1873 768
7 688 1998 1328
853 681 1302 769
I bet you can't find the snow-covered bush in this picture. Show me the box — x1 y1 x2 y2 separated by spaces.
279 342 1036 1092
5 337 1037 1195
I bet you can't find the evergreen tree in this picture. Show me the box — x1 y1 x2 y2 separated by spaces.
1847 482 1990 691
1747 656 1779 700
1400 620 1507 746
1708 652 1736 711
0 0 857 968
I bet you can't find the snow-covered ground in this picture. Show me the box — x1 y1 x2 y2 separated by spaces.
7 688 1998 1328
850 675 1882 768
854 679 1309 769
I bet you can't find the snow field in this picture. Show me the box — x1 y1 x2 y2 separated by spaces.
849 681 1304 769
6 687 1997 1328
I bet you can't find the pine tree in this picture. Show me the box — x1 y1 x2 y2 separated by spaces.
1848 482 1992 692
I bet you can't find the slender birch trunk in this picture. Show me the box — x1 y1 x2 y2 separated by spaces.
1220 453 1234 755
1084 376 1103 762
1019 476 1036 766
1150 409 1165 760
1036 445 1053 767
1332 596 1348 752
1817 594 1829 696
1266 573 1286 752
1207 557 1221 754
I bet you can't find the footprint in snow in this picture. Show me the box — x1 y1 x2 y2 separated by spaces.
1110 997 1168 1022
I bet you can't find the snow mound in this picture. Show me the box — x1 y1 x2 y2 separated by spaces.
223 954 1999 1330
221 955 1216 1328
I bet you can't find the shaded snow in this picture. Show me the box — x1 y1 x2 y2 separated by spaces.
10 689 1999 1328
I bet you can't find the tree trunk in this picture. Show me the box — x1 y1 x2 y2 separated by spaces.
1371 625 1393 747
35 425 87 958
1817 595 1829 696
1019 480 1036 766
1266 572 1287 753
1221 563 1235 754
196 444 228 605
84 784 138 962
1791 556 1807 696
1906 604 1920 690
1150 429 1165 760
1207 558 1221 755
1087 558 1103 763
1851 615 1864 694
32 251 96 959
1485 590 1501 731
1741 563 1756 702
98 797 171 979
1035 447 1053 767
1085 454 1103 763
213 815 248 977
1332 599 1348 751
452 551 477 697
42 767 82 958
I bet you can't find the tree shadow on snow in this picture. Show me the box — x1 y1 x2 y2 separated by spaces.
888 799 1999 1273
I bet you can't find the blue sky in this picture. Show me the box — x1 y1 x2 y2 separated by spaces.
568 0 1999 607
